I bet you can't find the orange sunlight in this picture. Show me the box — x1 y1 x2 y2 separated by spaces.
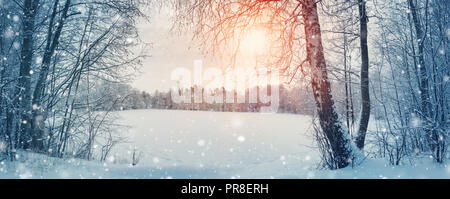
240 28 268 55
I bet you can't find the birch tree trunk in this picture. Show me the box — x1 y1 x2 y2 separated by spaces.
355 0 371 150
302 0 353 168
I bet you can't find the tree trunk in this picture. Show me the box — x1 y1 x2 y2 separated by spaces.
408 0 431 117
355 0 371 150
407 0 441 162
343 32 351 136
302 0 353 169
17 0 40 149
31 0 71 151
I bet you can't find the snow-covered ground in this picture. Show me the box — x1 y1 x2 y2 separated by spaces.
1 109 449 179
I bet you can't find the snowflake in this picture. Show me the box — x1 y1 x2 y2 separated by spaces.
305 155 311 161
152 157 160 164
4 27 14 38
12 15 19 22
13 42 20 49
237 135 245 142
107 156 115 163
197 139 205 147
410 117 422 128
36 57 43 64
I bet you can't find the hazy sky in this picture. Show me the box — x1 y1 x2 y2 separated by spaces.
131 7 269 94
131 8 203 93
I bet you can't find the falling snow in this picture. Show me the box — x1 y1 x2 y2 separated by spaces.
197 139 205 147
13 42 20 49
12 15 19 22
410 116 422 128
4 27 14 38
36 57 43 64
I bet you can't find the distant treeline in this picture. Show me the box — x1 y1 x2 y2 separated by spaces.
96 81 316 115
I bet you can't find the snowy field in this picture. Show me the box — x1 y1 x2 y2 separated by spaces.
1 109 449 179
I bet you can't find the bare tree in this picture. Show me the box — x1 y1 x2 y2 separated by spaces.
174 0 357 169
0 0 149 161
355 0 371 150
15 0 40 149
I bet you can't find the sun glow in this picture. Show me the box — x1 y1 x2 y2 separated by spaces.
240 28 268 54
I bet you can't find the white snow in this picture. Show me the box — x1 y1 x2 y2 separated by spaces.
4 27 14 39
12 15 19 22
0 109 449 179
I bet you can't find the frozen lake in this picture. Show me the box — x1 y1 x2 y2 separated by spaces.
113 109 318 178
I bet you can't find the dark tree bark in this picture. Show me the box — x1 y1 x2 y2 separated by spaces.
16 0 40 149
355 0 371 150
302 0 353 169
408 0 431 117
31 0 71 151
407 0 443 163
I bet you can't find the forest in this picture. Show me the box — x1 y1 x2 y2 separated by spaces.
0 0 448 176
